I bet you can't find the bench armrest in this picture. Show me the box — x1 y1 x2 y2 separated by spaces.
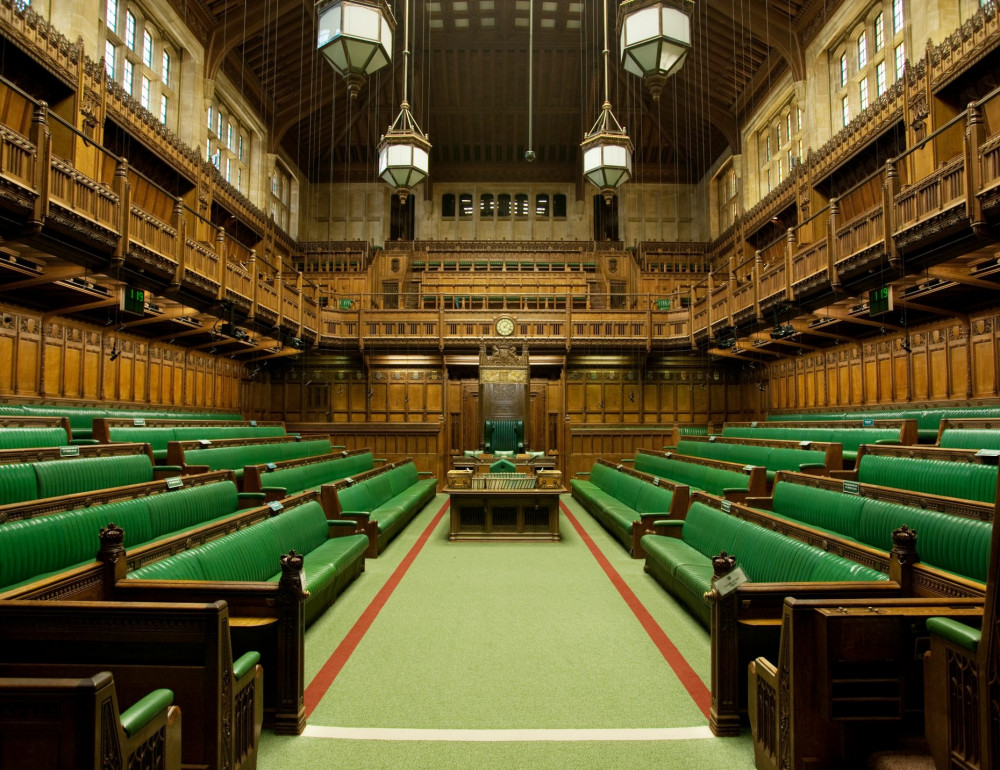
743 496 773 510
574 472 590 478
374 458 388 464
239 491 268 504
233 650 262 679
119 688 174 738
341 510 372 521
927 617 981 652
417 471 434 476
639 512 671 522
652 519 684 537
152 465 183 479
619 458 635 465
874 439 901 445
70 438 101 446
798 463 826 471
826 469 857 480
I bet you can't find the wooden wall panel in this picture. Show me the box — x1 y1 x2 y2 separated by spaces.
766 310 1000 412
0 303 243 410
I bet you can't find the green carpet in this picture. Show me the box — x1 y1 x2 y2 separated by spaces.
258 494 755 768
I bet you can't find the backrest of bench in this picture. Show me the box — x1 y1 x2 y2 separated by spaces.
336 461 421 512
182 438 331 471
33 454 154 499
650 457 751 495
940 429 1000 450
858 455 997 503
0 464 40 505
681 501 886 583
771 482 866 540
723 426 900 452
0 427 70 450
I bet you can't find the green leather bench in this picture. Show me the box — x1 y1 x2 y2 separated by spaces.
937 419 1000 450
0 474 253 593
0 426 72 450
641 501 888 626
0 451 156 506
95 420 288 461
571 460 688 556
324 460 438 557
670 439 831 482
630 449 767 499
771 406 1000 442
13 405 243 441
128 497 369 626
169 437 333 482
854 453 998 503
750 474 993 586
243 450 377 500
722 425 906 463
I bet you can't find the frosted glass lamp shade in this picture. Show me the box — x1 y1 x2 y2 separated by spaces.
317 0 395 96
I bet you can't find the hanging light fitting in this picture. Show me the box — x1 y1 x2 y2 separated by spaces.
617 0 693 100
377 0 431 203
581 0 633 204
317 0 396 99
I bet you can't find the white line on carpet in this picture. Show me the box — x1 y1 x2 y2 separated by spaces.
301 725 716 742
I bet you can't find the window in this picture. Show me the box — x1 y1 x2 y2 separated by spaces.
125 10 136 50
142 29 153 67
441 193 455 217
105 40 116 79
875 60 887 96
480 194 494 217
553 194 567 218
831 3 905 136
514 194 529 217
105 4 176 130
497 194 511 218
458 194 473 218
206 98 251 193
270 162 292 233
756 98 801 202
106 0 118 33
535 194 549 217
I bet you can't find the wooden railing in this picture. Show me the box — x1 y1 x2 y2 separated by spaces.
0 124 34 190
48 156 118 230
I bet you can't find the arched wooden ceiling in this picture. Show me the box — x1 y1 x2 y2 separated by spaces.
179 0 843 185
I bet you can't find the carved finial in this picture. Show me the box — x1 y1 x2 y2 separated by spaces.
98 522 126 563
891 525 919 565
278 550 307 597
712 551 737 578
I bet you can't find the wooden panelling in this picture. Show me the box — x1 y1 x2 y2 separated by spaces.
565 424 698 479
766 310 1000 411
0 303 242 409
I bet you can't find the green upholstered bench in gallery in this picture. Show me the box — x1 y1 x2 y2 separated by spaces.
668 435 842 480
93 418 290 461
0 471 266 595
167 436 333 482
0 443 157 505
0 672 179 770
116 492 369 733
937 418 1000 450
0 599 262 770
627 448 768 500
323 459 438 557
242 449 378 500
830 442 999 503
571 459 689 557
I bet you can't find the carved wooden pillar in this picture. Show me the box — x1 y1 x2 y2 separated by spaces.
28 102 51 233
888 525 918 596
273 551 307 735
884 161 900 268
170 197 186 292
784 227 796 301
828 197 841 289
708 551 741 737
112 157 129 267
965 102 986 233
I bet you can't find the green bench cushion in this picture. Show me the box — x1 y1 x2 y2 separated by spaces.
261 452 376 495
0 463 40 505
335 464 436 545
940 429 1000 451
183 439 332 477
0 427 69 450
857 455 997 503
33 454 154 499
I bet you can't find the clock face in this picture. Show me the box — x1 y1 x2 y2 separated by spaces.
496 317 515 336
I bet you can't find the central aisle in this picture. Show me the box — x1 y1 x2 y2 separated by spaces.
259 494 756 769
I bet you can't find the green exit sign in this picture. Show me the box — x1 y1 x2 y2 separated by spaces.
868 285 894 316
121 286 145 316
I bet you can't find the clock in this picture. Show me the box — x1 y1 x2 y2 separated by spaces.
495 317 515 337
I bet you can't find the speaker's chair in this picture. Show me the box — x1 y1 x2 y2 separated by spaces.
484 419 524 454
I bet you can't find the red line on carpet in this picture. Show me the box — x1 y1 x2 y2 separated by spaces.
560 500 712 720
304 498 451 717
